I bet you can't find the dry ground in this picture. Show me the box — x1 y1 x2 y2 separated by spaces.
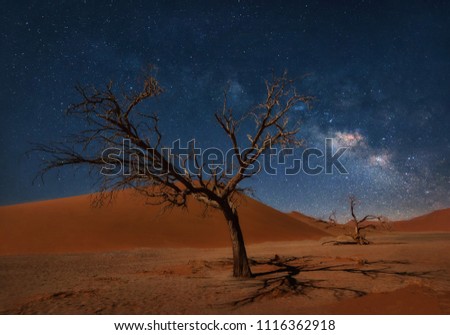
1 232 449 314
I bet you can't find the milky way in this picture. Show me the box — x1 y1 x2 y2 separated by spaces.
1 1 449 221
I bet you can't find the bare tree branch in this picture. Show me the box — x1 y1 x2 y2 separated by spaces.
34 69 311 277
348 195 384 245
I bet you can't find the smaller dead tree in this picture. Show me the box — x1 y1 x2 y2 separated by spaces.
322 197 387 246
315 210 337 228
348 196 382 245
327 210 338 228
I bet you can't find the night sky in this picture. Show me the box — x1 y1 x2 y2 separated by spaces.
1 0 449 221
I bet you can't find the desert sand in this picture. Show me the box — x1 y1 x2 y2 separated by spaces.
0 192 449 314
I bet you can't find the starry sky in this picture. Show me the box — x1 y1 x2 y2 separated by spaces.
1 0 449 221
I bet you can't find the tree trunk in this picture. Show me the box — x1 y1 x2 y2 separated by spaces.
222 204 252 278
354 223 360 241
354 223 367 245
354 224 362 244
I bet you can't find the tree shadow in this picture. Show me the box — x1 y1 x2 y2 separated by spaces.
231 255 433 306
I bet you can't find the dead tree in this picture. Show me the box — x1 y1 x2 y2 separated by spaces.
327 210 337 227
348 196 382 245
35 70 313 278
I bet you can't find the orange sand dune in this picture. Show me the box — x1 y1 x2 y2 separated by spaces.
0 191 329 255
393 208 450 232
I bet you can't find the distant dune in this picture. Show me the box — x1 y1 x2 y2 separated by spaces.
288 211 333 233
289 208 450 235
0 191 329 255
393 208 450 232
288 211 359 237
287 211 318 225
